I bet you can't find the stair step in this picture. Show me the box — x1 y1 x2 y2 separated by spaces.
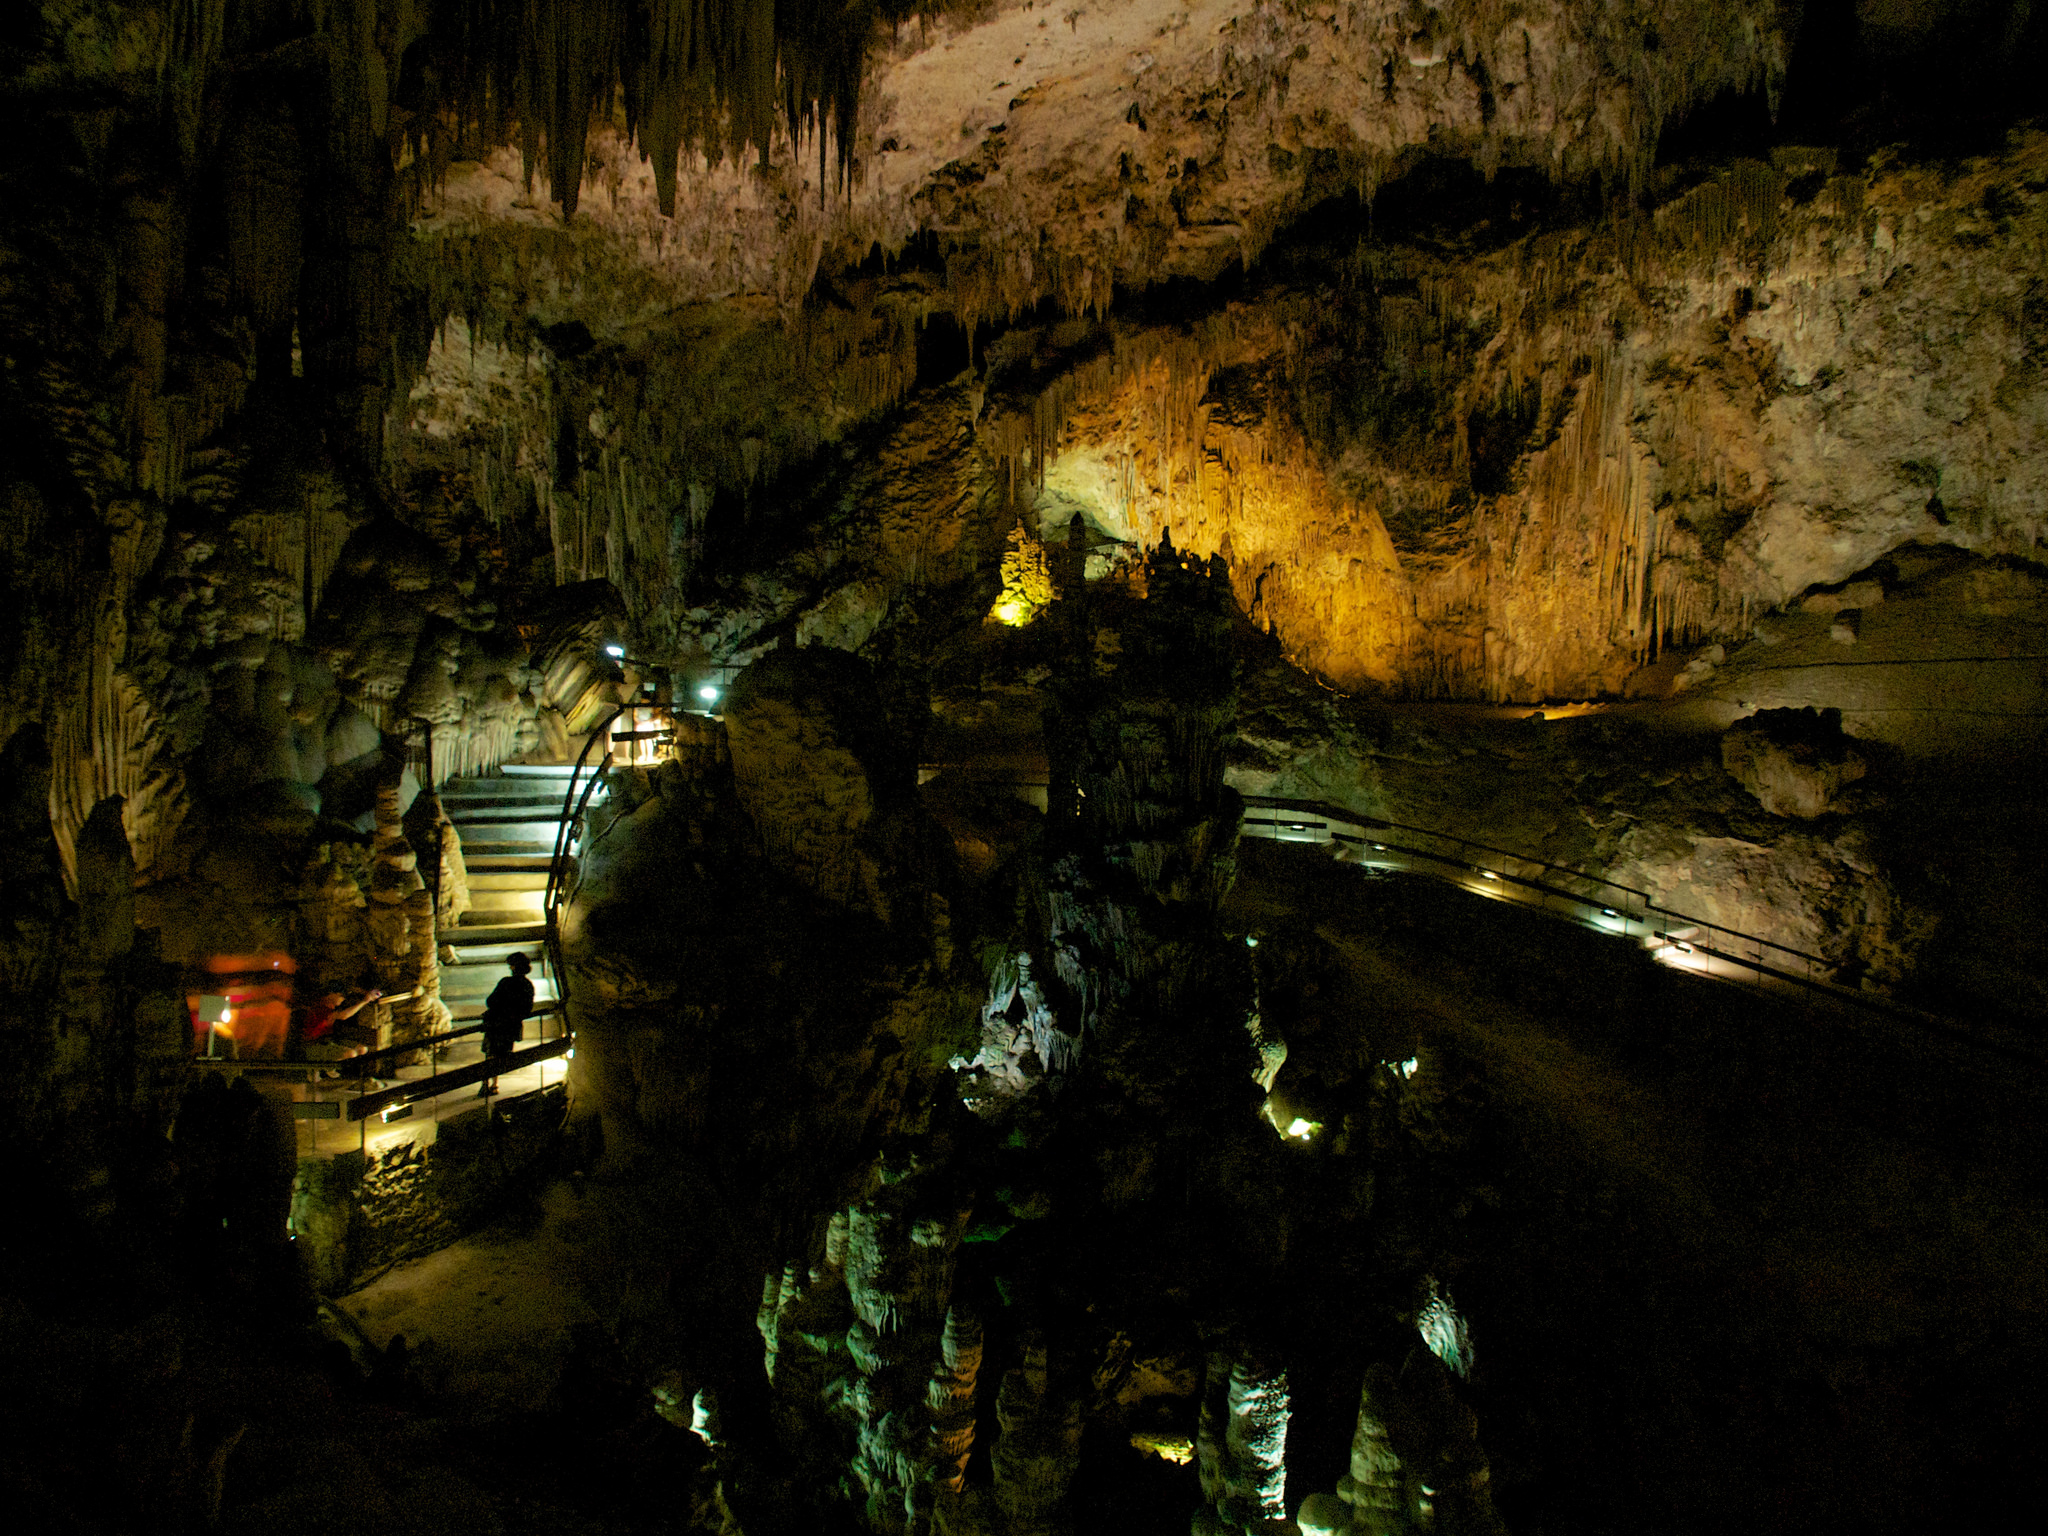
466 871 549 891
498 764 582 777
444 809 573 825
449 820 577 846
456 842 555 857
447 997 564 1021
447 921 547 943
445 808 576 823
466 895 546 919
442 938 548 965
442 973 561 1001
442 778 576 797
460 855 556 872
441 962 560 987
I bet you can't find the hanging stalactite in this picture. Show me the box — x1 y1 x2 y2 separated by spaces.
413 0 902 219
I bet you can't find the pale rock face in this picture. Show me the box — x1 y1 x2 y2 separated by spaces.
1296 1490 1355 1534
960 949 1064 1105
1196 1351 1293 1531
1720 708 1867 819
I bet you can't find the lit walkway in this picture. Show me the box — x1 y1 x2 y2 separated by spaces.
293 1026 574 1158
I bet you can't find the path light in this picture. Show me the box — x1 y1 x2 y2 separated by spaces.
1244 935 1259 948
698 684 720 703
1481 870 1499 880
604 644 625 658
1284 1117 1321 1140
1602 908 1618 917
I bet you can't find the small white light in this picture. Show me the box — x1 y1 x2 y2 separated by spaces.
1372 843 1387 852
698 684 719 703
1602 908 1618 917
604 644 625 658
1397 1057 1419 1079
1284 1117 1320 1140
1244 936 1259 948
1481 869 1498 879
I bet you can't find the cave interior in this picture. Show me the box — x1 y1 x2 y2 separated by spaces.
2 3 2047 1534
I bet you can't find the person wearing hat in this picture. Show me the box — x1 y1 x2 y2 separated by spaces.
479 953 534 1097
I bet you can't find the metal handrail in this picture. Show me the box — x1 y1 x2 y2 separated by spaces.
328 1003 561 1077
1240 794 1836 972
543 708 624 919
538 707 624 1036
346 1037 574 1121
1236 793 2047 1062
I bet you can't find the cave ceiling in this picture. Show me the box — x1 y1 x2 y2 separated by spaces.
0 1 2042 890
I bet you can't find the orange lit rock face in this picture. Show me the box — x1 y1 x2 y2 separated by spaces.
973 137 2048 701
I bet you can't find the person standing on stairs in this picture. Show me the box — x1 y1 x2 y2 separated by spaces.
479 952 534 1097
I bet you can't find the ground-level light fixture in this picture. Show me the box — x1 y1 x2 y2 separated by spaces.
1481 870 1499 880
1602 907 1618 917
604 644 625 658
698 684 720 703
1244 935 1259 948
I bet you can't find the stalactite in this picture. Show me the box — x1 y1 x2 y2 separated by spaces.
418 0 881 219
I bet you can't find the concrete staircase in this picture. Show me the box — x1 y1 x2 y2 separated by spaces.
436 763 605 1036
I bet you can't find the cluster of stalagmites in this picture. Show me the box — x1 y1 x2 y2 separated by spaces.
1182 1347 1503 1536
757 1153 981 1533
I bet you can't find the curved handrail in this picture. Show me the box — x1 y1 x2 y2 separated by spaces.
538 707 624 1033
544 707 625 919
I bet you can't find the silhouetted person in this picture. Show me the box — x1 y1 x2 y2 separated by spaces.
479 953 533 1097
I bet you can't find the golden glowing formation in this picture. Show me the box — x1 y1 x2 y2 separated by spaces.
1130 1432 1196 1465
989 522 1055 627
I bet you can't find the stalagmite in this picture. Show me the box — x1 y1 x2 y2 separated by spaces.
992 1338 1082 1536
1221 1358 1291 1528
927 1308 981 1493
